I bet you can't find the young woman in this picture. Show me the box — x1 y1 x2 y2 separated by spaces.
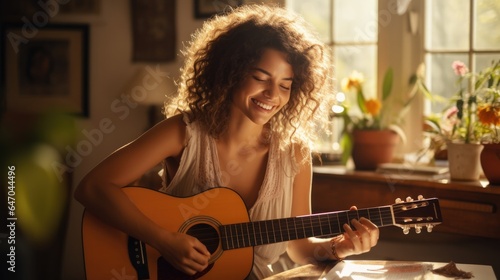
75 4 379 279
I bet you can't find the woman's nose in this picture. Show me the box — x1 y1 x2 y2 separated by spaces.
263 84 279 99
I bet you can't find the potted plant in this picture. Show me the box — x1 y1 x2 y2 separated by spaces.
425 60 500 182
333 68 417 170
475 60 500 185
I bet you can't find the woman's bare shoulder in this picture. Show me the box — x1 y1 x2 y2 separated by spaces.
75 114 189 189
138 113 188 155
153 113 187 133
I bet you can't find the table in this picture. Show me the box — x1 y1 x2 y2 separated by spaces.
265 260 497 279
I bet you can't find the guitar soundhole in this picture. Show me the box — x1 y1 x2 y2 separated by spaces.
186 223 220 254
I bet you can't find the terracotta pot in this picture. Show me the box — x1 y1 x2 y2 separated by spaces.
351 129 399 170
447 142 484 181
480 143 500 186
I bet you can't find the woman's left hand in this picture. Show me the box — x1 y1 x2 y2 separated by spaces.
334 206 380 259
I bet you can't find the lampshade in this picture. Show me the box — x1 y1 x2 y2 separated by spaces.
125 66 177 105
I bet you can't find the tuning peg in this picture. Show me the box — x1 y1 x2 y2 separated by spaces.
406 196 413 202
415 225 422 234
418 195 424 200
426 224 434 232
402 225 410 235
395 198 403 203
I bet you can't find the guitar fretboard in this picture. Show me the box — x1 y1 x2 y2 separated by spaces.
220 206 392 250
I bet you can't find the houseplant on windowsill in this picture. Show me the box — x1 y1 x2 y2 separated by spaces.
425 60 500 182
333 68 416 170
475 60 500 185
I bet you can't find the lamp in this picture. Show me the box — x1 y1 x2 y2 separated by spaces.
125 65 177 125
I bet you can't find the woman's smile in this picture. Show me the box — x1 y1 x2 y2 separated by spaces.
252 98 274 111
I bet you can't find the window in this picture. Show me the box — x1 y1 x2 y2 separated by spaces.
287 0 500 154
287 0 378 98
287 0 378 154
424 0 500 114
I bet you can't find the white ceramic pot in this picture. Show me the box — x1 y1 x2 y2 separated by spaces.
447 142 484 181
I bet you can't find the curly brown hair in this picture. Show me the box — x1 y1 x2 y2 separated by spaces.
166 4 333 150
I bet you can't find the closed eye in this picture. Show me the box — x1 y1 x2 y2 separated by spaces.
253 75 266 82
253 75 291 90
280 84 291 90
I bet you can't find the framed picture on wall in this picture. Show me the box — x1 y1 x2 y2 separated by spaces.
130 0 176 62
1 24 89 117
59 0 101 14
0 0 100 20
194 0 243 19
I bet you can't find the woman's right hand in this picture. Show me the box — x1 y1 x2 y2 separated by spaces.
157 231 211 276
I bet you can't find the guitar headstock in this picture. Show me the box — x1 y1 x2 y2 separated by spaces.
392 195 442 234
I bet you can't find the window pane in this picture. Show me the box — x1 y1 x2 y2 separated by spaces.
334 0 377 43
475 54 500 72
425 53 469 114
425 0 470 51
286 0 331 42
474 0 500 50
335 45 377 108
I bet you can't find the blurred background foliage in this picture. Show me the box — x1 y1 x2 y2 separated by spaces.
1 110 78 279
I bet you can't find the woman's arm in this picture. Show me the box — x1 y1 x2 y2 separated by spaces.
74 114 210 275
286 147 379 265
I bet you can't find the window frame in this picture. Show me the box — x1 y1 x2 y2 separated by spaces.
423 0 500 114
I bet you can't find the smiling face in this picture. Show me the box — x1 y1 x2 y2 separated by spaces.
231 48 294 126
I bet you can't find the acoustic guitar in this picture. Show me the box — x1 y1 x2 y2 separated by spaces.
82 186 442 280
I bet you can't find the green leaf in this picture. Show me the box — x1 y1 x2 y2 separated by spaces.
382 67 393 101
419 82 431 96
339 132 353 165
487 75 494 88
424 119 442 134
456 98 464 119
356 88 368 114
408 74 418 86
387 124 406 144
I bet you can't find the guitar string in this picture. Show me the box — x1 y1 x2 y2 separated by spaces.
162 204 437 249
175 210 398 247
179 209 429 239
179 205 427 239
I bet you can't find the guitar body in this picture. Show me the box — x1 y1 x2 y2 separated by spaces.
82 187 254 280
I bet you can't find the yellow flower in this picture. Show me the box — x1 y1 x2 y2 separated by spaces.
341 71 364 92
365 99 381 116
477 104 500 126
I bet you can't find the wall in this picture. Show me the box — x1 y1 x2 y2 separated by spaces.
377 0 425 156
54 1 204 279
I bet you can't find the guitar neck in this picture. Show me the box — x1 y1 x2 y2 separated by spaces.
220 206 393 250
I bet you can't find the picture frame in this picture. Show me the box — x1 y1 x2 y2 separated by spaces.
58 0 101 15
1 23 89 117
0 0 100 21
194 0 243 19
130 0 176 62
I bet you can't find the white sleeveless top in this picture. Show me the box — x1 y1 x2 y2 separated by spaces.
159 116 299 279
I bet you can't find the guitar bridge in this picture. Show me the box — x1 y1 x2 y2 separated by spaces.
128 236 150 280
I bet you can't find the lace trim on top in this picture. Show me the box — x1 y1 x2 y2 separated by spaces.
206 132 282 212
